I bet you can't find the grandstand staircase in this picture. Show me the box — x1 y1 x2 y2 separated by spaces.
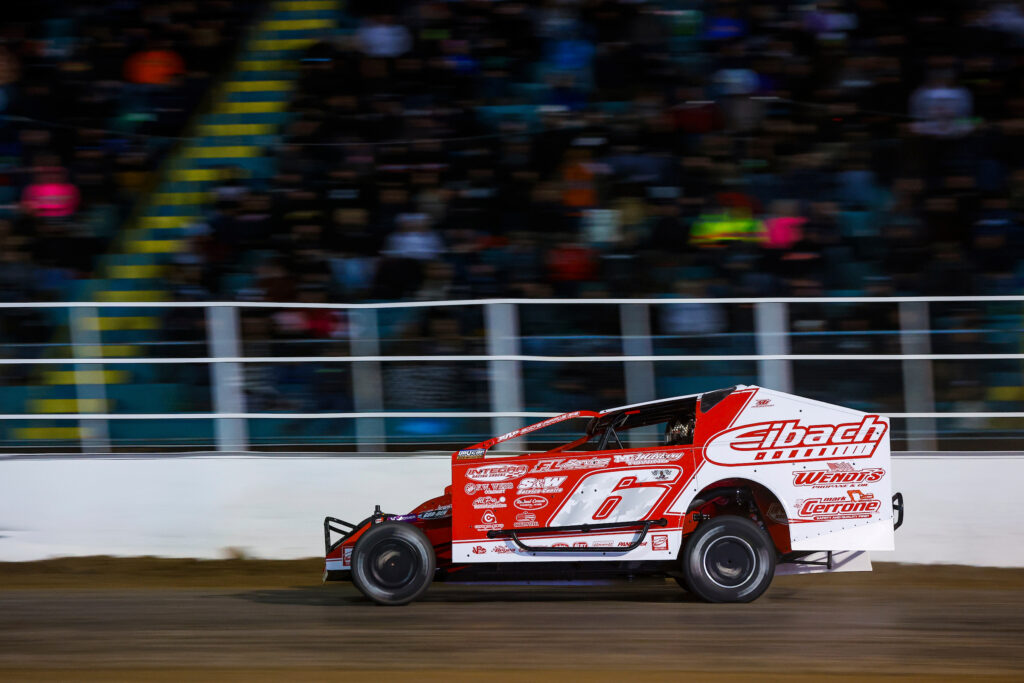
11 0 341 447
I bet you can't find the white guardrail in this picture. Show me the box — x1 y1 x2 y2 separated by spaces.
1 296 1023 453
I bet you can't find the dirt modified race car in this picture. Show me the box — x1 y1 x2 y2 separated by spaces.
324 385 904 605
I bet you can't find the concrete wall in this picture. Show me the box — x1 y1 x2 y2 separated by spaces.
1 454 1022 566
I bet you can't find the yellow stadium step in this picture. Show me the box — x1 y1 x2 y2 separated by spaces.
224 80 294 93
31 398 110 413
169 168 229 182
238 59 296 72
79 344 141 357
197 123 275 136
126 239 186 254
214 100 289 115
274 0 335 10
14 426 91 440
108 264 165 279
988 386 1024 402
139 215 195 229
264 18 334 30
153 192 209 206
251 38 316 51
44 370 131 385
95 291 169 303
82 316 160 332
184 145 261 159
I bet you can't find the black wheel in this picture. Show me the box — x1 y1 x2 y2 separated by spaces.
350 522 436 605
681 515 776 603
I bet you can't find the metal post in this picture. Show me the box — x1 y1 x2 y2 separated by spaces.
620 302 658 446
755 302 793 393
349 307 385 452
70 306 111 453
899 301 937 450
486 302 524 448
206 305 248 452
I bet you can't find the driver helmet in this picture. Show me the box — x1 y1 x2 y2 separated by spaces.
664 414 694 445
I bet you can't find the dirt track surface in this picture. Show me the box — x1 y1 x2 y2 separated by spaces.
2 559 1024 681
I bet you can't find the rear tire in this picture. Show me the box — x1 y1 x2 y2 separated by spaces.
681 515 775 603
351 522 435 605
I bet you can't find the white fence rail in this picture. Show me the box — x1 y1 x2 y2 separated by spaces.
1 296 1023 453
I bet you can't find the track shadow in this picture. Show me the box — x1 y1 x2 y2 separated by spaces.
232 581 699 607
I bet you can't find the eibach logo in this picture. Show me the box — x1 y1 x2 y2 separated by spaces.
793 461 885 488
705 415 888 466
466 463 529 482
794 490 881 522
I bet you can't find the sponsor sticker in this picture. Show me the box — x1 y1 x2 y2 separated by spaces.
342 546 353 567
418 504 452 520
794 490 881 522
753 398 773 408
572 541 588 548
516 476 566 494
464 482 513 495
514 511 537 528
706 415 888 466
474 509 503 532
472 495 507 509
793 461 886 488
531 457 611 472
652 534 669 551
514 495 548 511
472 545 486 555
466 463 529 483
457 448 486 460
612 452 684 466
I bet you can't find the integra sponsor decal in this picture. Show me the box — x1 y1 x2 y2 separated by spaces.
514 495 548 511
793 461 885 488
531 457 610 472
794 490 881 521
466 463 529 482
705 415 888 466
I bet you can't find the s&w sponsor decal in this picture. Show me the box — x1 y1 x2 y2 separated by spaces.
705 415 888 466
794 490 881 522
531 457 610 472
612 452 684 466
517 476 566 494
472 495 506 509
466 463 529 483
793 461 885 488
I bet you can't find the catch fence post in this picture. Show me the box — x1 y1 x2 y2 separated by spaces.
207 304 248 452
620 302 658 446
486 302 524 448
70 306 111 453
754 302 793 393
349 307 386 452
899 301 937 450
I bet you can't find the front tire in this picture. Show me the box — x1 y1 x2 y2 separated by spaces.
681 515 775 603
350 522 436 605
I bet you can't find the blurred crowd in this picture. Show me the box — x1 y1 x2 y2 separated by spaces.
183 0 1024 313
0 1 255 303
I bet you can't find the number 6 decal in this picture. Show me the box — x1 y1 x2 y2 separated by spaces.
549 467 681 526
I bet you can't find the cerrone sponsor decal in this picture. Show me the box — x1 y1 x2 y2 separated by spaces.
466 463 529 482
793 461 885 488
794 490 881 522
705 415 887 466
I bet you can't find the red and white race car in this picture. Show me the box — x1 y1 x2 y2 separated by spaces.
324 385 903 605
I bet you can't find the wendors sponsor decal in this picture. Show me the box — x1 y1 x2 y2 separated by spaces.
466 463 529 482
705 415 888 466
